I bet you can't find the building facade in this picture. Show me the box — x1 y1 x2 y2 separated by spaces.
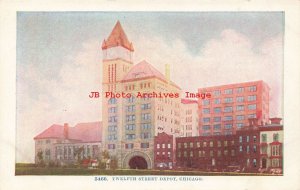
101 21 181 169
180 99 199 137
198 80 270 136
176 118 283 173
154 132 174 169
34 122 102 165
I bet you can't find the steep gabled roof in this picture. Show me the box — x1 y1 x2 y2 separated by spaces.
122 60 166 82
102 21 134 51
34 122 102 143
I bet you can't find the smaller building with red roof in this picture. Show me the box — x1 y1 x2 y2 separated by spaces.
34 122 102 165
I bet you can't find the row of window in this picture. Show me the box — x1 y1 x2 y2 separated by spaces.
108 123 152 132
202 95 257 105
177 149 236 158
211 85 257 96
108 143 149 149
124 82 151 91
203 105 257 114
108 113 151 123
156 143 172 149
177 140 235 149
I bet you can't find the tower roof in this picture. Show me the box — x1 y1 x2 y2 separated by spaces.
102 21 134 51
122 60 166 82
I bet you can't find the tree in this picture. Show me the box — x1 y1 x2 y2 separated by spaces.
37 150 45 167
73 146 84 166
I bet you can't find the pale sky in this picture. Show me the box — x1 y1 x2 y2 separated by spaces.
16 12 283 163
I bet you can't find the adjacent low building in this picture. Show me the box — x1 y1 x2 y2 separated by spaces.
175 118 283 173
34 122 102 165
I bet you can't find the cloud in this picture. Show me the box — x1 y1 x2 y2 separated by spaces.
133 28 283 117
16 39 102 163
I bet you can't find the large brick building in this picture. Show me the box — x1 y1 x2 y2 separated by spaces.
101 21 181 169
198 81 270 136
175 118 283 173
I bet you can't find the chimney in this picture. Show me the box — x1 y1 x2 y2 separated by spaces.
270 118 282 125
64 123 69 139
165 64 170 82
248 118 258 127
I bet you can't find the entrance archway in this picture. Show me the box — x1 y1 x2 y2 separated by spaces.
129 156 148 169
122 151 152 169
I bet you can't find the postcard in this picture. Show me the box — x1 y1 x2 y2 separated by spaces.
1 1 300 190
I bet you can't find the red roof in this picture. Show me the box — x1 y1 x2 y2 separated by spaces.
34 122 102 142
122 60 166 82
102 21 134 51
181 98 198 104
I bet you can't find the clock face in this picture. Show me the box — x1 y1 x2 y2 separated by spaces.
105 46 132 62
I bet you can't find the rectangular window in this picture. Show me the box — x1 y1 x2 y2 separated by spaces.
239 146 243 152
202 125 210 130
248 95 257 101
197 142 200 148
224 106 233 112
214 107 221 113
224 124 233 129
108 134 117 140
141 143 149 148
126 105 135 112
127 96 135 103
108 125 117 132
203 108 210 114
246 136 250 142
203 117 210 123
224 89 233 94
236 105 244 111
224 97 233 103
262 134 267 142
237 96 244 102
248 85 257 92
224 116 233 121
239 136 243 143
125 143 134 149
126 115 136 122
209 141 214 147
141 103 151 110
214 117 221 122
236 115 245 120
273 133 279 141
108 98 117 104
237 123 244 128
213 90 221 96
213 124 221 130
141 123 151 130
189 142 193 148
202 99 210 105
108 116 117 123
125 134 136 140
141 132 151 139
109 107 117 113
248 104 257 110
214 99 221 104
236 87 244 93
125 124 135 130
108 144 115 149
177 143 181 149
141 113 151 120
